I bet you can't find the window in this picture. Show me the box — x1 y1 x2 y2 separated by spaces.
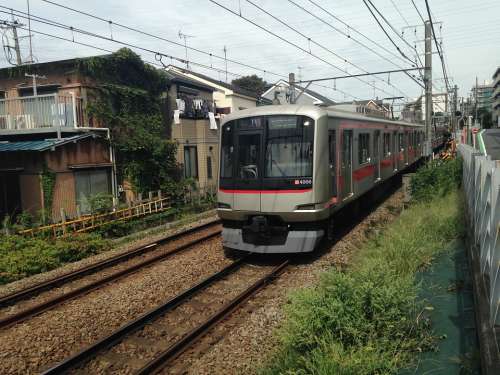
264 116 314 178
383 133 391 156
221 123 234 178
329 131 337 195
75 169 111 214
184 146 198 178
239 134 260 179
358 133 370 164
207 156 213 179
398 133 404 151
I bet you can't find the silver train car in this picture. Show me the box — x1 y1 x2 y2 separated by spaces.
217 105 444 253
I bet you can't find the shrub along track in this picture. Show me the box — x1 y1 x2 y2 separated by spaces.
0 221 221 329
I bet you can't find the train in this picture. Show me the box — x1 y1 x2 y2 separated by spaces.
216 105 447 253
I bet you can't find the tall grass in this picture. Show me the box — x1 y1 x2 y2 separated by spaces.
261 160 463 375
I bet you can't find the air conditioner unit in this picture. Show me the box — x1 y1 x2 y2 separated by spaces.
15 114 34 129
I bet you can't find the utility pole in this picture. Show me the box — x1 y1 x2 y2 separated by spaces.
11 22 22 65
452 84 458 134
424 20 433 156
289 73 296 104
474 76 479 126
0 19 24 65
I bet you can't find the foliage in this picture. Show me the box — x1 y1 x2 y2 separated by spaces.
16 211 34 229
231 74 268 96
0 233 111 285
79 48 182 193
261 190 463 375
87 192 114 215
41 166 56 222
410 158 462 202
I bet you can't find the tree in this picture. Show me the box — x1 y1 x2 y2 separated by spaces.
231 75 268 96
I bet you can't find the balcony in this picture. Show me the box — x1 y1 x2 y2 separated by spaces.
0 93 87 135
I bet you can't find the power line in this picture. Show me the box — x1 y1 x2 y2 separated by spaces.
244 0 403 98
410 0 426 23
390 0 410 26
285 0 421 93
38 0 286 82
35 0 356 98
296 68 422 84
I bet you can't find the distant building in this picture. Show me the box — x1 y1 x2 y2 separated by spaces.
261 80 335 106
472 81 494 112
166 66 269 116
493 67 500 127
331 99 391 119
401 93 449 125
0 57 115 221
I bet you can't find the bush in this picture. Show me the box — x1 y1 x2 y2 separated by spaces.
411 158 462 202
0 233 111 285
261 190 463 375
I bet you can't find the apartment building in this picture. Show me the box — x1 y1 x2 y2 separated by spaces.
0 58 115 221
493 67 500 127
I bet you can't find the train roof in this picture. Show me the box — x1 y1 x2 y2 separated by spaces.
221 104 423 128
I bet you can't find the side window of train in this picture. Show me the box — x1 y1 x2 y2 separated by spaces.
383 133 391 157
399 133 404 151
358 133 370 165
328 130 336 195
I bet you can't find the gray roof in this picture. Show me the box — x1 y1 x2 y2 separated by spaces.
165 70 214 92
0 134 100 152
264 81 335 105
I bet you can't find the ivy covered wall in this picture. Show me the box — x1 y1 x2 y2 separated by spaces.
78 48 181 194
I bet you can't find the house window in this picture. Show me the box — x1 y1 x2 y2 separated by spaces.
207 156 213 179
184 146 198 178
358 133 370 164
75 169 111 214
383 133 391 156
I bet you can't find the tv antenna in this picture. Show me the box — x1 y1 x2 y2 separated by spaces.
178 30 195 69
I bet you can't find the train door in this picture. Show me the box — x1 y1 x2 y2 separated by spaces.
328 130 337 198
404 132 409 165
398 132 404 170
392 131 398 171
341 130 353 198
374 130 381 181
233 130 263 211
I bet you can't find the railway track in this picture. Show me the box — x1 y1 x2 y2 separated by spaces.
0 220 221 330
41 256 289 374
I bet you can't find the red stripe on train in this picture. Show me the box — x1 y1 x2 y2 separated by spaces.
219 188 312 194
353 164 375 181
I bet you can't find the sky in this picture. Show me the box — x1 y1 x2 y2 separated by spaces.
0 0 498 105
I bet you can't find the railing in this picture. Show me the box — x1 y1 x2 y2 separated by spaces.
459 143 500 329
0 93 85 131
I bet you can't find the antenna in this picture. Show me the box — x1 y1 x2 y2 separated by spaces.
178 30 195 69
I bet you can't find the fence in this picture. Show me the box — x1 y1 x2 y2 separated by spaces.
0 93 85 130
19 195 171 238
459 143 500 328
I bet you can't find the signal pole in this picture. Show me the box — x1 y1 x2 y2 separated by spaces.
424 20 433 156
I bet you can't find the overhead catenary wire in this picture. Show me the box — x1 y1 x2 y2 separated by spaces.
27 1 357 99
285 0 420 95
243 0 403 98
389 0 410 26
410 0 426 23
1 8 359 100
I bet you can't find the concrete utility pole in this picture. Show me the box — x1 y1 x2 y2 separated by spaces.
424 20 433 156
452 84 458 134
474 76 479 126
25 73 46 96
289 72 296 104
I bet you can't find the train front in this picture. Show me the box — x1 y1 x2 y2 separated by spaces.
217 106 329 253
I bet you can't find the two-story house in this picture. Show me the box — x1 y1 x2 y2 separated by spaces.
0 58 115 221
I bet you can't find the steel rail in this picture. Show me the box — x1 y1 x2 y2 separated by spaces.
40 257 250 375
136 259 289 375
0 220 220 307
0 228 222 330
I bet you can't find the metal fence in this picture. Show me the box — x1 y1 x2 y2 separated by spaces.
459 143 500 327
0 93 85 130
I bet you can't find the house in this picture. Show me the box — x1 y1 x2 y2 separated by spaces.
0 57 116 221
401 93 449 124
166 66 269 115
261 79 335 106
164 70 219 189
331 99 391 119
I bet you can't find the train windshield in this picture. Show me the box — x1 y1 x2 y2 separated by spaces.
265 116 313 177
220 115 314 189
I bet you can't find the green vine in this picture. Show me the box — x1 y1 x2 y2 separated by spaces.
41 166 56 215
78 48 181 193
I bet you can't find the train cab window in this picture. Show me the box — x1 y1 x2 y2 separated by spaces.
238 134 260 179
383 133 391 157
358 133 370 164
221 123 234 178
